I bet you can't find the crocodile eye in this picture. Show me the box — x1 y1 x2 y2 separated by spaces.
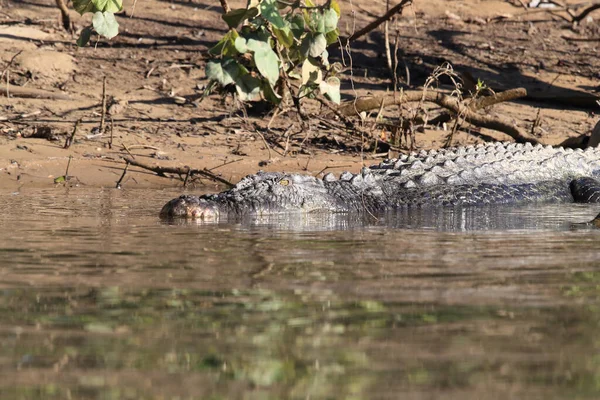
279 179 290 186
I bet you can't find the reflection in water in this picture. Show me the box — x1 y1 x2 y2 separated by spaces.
1 188 600 398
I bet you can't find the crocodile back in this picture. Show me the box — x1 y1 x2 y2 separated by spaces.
369 142 600 188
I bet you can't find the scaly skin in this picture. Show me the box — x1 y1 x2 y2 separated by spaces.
160 142 600 220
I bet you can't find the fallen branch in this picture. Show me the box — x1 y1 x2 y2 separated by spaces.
341 0 412 45
336 89 539 144
1 84 74 100
122 157 234 188
572 3 600 22
469 87 527 110
428 87 528 126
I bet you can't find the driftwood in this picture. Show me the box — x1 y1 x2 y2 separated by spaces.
122 157 234 188
341 0 412 45
336 88 539 144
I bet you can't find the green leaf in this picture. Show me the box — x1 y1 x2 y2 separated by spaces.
303 33 326 58
245 37 270 53
253 48 279 87
289 14 305 39
260 0 286 30
73 0 122 14
206 58 245 86
234 36 248 53
310 11 325 33
273 27 293 48
94 0 122 13
321 9 338 33
301 57 322 85
325 28 339 45
76 26 93 47
320 76 340 104
92 12 119 39
235 74 262 101
222 7 258 29
330 0 341 17
320 49 329 66
262 80 282 104
245 38 280 86
73 0 95 14
209 29 239 57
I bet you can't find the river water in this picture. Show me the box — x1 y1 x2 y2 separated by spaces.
2 187 600 399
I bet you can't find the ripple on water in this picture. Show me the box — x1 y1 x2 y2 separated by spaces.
0 188 600 398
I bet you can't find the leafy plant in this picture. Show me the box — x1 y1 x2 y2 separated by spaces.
207 0 342 106
73 0 123 46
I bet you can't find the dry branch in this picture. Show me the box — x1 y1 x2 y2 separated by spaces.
336 89 539 144
122 157 234 188
341 0 412 45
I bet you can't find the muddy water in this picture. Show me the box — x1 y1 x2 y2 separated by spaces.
2 188 600 399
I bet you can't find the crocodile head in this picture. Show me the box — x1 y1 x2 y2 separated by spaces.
160 172 350 220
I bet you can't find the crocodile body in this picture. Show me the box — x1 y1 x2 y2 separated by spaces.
160 142 600 220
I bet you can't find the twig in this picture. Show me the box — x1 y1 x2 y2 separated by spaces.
121 144 135 159
254 130 275 159
108 116 114 149
64 155 72 178
207 158 243 171
116 161 129 188
122 157 235 188
64 119 81 149
384 0 393 77
1 50 21 97
124 145 161 151
314 164 354 177
341 0 412 45
183 168 191 188
1 51 21 79
219 0 231 14
100 76 107 133
54 0 71 31
317 97 395 151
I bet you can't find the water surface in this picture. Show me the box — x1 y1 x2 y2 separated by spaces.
2 188 600 399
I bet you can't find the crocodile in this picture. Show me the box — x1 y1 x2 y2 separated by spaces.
160 142 600 221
